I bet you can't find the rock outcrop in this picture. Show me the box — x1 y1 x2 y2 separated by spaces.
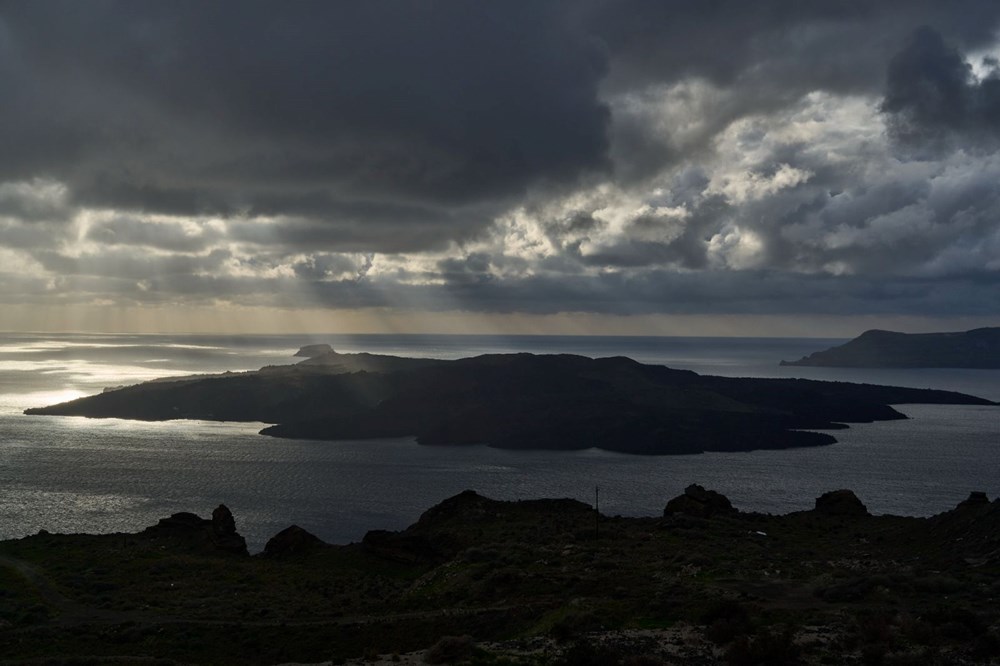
813 489 869 517
956 491 991 509
263 525 325 558
926 493 1000 562
210 504 248 554
143 504 248 556
663 484 737 519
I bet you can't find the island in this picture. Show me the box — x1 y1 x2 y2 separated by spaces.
781 327 1000 368
25 346 996 455
2 487 999 664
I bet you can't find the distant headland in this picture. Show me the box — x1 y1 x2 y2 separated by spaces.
781 327 1000 368
24 346 996 455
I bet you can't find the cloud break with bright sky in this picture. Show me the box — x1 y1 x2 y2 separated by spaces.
3 1 1000 335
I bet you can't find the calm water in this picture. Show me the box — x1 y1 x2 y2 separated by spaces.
0 333 998 552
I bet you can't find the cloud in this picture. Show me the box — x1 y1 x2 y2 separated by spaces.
1 3 1000 326
85 215 222 253
0 179 72 223
882 26 1000 150
0 1 611 245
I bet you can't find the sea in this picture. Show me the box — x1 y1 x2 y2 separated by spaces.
1 332 998 552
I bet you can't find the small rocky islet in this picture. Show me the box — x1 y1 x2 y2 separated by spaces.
2 487 1000 664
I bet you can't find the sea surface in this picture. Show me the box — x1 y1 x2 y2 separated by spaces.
0 332 998 552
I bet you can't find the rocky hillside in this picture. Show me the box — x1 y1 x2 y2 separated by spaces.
2 488 1000 664
781 327 1000 368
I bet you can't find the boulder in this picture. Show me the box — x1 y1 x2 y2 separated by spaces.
211 504 248 554
212 504 237 535
814 489 869 517
956 491 991 509
143 506 248 556
154 511 208 530
663 484 736 519
263 525 325 558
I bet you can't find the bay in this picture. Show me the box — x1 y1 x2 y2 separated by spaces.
0 333 997 552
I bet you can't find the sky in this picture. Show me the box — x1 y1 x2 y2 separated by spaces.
3 1 1000 336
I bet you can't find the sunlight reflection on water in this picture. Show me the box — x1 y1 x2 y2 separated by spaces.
0 333 998 553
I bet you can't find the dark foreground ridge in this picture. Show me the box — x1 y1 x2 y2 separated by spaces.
781 327 1000 368
24 347 997 455
2 488 1000 664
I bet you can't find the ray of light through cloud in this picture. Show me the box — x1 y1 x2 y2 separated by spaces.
1 2 1000 335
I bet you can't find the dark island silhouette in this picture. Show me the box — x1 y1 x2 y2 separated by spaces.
25 346 996 455
3 487 1000 663
781 327 1000 368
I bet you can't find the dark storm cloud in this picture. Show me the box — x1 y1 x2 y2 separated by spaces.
882 27 1000 149
436 252 496 285
594 0 1000 92
150 268 984 320
3 0 997 217
0 0 610 246
3 1 1000 322
591 0 1000 182
224 200 487 254
33 248 231 281
419 270 1000 318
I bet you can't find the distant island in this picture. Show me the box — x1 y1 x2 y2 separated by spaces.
25 346 996 455
781 327 1000 368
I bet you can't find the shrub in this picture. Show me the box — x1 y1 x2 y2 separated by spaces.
424 635 475 664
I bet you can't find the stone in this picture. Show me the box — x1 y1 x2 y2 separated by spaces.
814 489 869 517
263 525 324 558
210 505 248 555
663 484 736 519
212 504 237 535
144 506 248 556
155 512 208 530
957 491 990 509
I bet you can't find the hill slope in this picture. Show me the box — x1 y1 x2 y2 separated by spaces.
781 327 1000 368
2 488 1000 664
